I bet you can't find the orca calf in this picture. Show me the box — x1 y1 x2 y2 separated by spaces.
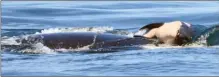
134 21 193 46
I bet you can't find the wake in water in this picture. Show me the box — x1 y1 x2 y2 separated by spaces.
1 24 219 54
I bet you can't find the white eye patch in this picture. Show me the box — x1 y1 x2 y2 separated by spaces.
134 29 148 37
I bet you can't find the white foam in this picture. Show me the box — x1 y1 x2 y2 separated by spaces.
54 44 91 52
1 36 21 45
55 33 97 52
35 26 114 34
35 26 135 37
193 27 217 45
139 43 207 50
134 29 147 37
1 36 55 54
20 33 97 53
19 43 56 54
127 32 135 37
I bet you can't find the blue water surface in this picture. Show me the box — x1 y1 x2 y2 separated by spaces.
1 1 219 76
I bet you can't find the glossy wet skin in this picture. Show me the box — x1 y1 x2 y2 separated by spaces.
140 21 193 45
24 32 155 49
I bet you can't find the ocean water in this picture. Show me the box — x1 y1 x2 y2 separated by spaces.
1 1 219 76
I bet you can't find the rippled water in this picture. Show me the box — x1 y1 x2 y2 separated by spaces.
1 1 219 76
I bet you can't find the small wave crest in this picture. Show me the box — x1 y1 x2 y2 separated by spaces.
34 26 135 37
193 25 219 46
35 26 114 34
17 43 56 54
1 36 22 45
139 43 213 51
1 36 55 54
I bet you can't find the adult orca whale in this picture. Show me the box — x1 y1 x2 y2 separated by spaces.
15 32 156 50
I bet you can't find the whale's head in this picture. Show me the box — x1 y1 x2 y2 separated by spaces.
175 22 193 45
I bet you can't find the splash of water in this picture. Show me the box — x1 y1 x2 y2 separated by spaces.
1 36 21 45
55 33 98 52
35 26 114 34
192 25 219 46
16 43 55 54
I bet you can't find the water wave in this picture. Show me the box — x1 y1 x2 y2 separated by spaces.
193 24 219 46
35 26 114 34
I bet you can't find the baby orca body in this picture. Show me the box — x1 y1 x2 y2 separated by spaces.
134 21 193 45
